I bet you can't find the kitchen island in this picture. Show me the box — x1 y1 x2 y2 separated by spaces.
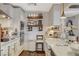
44 38 79 56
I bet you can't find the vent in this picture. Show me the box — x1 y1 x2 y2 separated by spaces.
69 5 79 8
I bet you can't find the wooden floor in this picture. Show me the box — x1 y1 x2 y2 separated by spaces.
19 50 45 56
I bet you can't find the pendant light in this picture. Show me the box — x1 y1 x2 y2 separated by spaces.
61 3 66 19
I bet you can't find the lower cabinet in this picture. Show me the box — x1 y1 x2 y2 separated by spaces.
8 43 16 56
1 39 22 56
1 46 8 56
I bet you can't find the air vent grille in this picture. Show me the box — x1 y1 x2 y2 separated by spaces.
69 5 79 8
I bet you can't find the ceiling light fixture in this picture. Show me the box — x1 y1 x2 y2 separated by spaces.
61 3 66 19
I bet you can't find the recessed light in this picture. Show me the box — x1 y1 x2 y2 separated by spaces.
0 14 6 18
2 14 6 18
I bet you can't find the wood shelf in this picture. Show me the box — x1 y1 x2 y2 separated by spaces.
27 16 43 19
27 13 43 19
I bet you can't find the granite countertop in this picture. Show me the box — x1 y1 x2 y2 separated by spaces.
45 38 77 56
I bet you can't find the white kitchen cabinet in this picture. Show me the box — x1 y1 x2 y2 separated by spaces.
2 42 15 56
7 46 11 56
12 39 22 56
1 46 8 56
1 39 22 56
8 42 16 56
14 39 21 56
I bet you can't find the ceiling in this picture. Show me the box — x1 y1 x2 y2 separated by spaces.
2 3 79 18
11 3 53 12
11 3 79 17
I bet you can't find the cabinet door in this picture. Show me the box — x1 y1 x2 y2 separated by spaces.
13 43 18 56
11 44 15 56
14 39 20 55
1 46 8 56
10 40 19 56
7 46 11 56
1 48 5 56
7 44 15 56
